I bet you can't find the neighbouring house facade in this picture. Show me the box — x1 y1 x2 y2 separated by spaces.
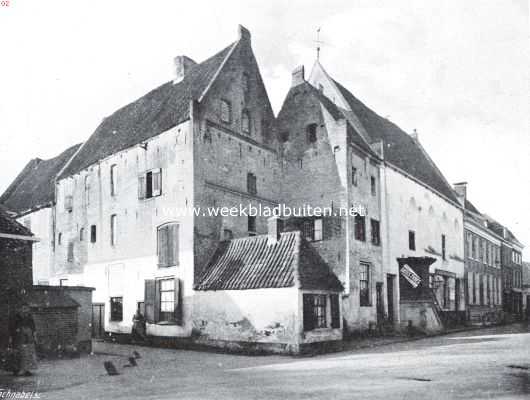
0 207 36 349
301 60 465 332
453 183 503 324
522 261 530 318
0 144 82 284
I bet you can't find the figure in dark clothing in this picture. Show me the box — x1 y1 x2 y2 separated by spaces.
132 310 146 342
8 304 38 376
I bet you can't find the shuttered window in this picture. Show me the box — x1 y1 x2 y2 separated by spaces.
138 169 162 200
355 215 366 242
330 294 340 329
144 278 182 325
157 223 179 267
303 294 327 331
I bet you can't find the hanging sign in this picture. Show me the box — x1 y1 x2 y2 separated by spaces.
400 264 422 288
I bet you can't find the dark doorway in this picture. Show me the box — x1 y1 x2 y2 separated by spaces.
387 274 395 322
376 282 385 324
92 303 105 339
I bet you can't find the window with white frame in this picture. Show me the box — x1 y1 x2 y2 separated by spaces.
220 99 231 123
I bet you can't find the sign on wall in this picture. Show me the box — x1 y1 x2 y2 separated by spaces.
400 264 422 288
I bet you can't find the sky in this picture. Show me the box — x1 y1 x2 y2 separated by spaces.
0 0 528 257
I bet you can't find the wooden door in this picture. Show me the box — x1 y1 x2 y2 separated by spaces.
91 303 105 338
386 274 395 322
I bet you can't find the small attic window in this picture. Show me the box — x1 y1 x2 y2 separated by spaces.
280 131 289 143
306 123 317 143
242 73 249 93
220 99 231 123
242 110 251 135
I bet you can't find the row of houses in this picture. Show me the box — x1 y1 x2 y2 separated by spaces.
1 25 526 354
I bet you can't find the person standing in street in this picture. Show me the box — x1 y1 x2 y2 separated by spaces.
8 303 38 377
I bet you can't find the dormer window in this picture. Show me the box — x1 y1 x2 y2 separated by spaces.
306 123 317 143
242 110 251 135
220 99 231 123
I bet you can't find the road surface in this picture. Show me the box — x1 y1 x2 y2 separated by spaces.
1 324 529 399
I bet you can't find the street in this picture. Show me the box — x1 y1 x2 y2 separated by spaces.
1 324 529 400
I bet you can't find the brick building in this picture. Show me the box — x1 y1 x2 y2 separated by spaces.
453 183 503 324
0 207 36 349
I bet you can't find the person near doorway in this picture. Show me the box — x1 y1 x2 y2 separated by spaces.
8 303 38 376
132 309 147 342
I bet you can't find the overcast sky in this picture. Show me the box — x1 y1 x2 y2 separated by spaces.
0 0 528 257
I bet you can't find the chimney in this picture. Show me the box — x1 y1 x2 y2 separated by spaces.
173 56 197 84
291 65 305 87
267 216 284 245
411 129 419 140
238 25 251 42
502 227 507 239
453 182 467 204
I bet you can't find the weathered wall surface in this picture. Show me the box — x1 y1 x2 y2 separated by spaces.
193 288 299 349
193 34 282 281
18 207 53 284
53 121 195 336
384 167 465 312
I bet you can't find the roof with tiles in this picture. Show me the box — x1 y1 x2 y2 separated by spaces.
0 207 33 237
331 79 459 204
0 143 82 215
58 41 237 179
195 231 343 291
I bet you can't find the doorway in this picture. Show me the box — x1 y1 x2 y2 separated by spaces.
386 274 395 322
91 303 105 339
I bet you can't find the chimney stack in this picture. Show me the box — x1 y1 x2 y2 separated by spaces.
267 216 284 245
173 56 197 84
291 65 305 87
453 182 467 205
238 25 251 42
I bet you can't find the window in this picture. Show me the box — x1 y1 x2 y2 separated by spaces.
441 234 446 260
90 225 97 243
242 73 249 93
110 164 117 196
110 214 117 246
58 232 62 245
247 172 257 195
351 166 358 186
248 216 256 236
64 195 73 212
330 294 340 328
306 123 317 143
138 169 162 199
144 278 182 325
223 229 233 241
370 176 376 196
302 218 323 242
79 228 84 241
220 99 231 123
408 230 416 251
84 176 90 205
159 278 176 323
472 272 476 304
360 263 371 306
280 131 289 142
67 242 74 262
302 294 327 331
370 219 380 246
472 236 477 259
157 223 179 267
110 297 123 321
355 215 366 241
242 110 251 135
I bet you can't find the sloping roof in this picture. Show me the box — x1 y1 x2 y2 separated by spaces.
484 214 522 246
59 42 236 179
28 289 79 309
0 143 81 214
0 207 33 237
331 79 459 204
464 199 481 215
195 231 343 291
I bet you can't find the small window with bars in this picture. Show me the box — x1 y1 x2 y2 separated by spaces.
247 172 257 195
360 263 371 306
